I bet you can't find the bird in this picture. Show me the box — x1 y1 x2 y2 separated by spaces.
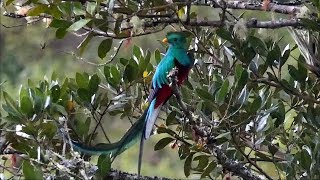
71 31 194 176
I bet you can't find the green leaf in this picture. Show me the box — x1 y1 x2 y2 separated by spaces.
50 5 62 19
51 85 61 102
50 19 72 28
301 18 320 31
178 143 190 160
235 64 244 80
166 111 178 126
237 70 248 91
133 45 142 59
288 64 306 83
88 74 100 95
120 58 129 65
86 1 96 15
155 49 162 64
154 137 174 151
67 19 91 31
98 39 113 59
124 59 138 83
77 117 91 137
5 0 15 6
184 152 195 177
76 72 89 88
139 50 151 75
104 66 119 88
97 154 111 178
237 85 249 105
271 101 285 127
110 66 121 84
281 44 291 67
33 95 44 114
216 79 229 104
216 28 233 42
194 155 209 171
195 88 215 101
78 33 94 55
248 35 267 56
55 28 68 39
201 161 216 178
39 121 57 140
299 146 312 170
268 145 278 156
57 1 73 16
266 45 281 65
94 19 109 32
3 91 23 118
23 161 43 180
215 131 231 140
249 96 262 114
78 88 91 102
27 4 48 16
20 96 34 117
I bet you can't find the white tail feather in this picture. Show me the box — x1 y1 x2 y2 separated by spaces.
144 100 162 139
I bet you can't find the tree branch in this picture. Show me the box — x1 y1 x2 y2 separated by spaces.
107 169 172 180
113 1 301 15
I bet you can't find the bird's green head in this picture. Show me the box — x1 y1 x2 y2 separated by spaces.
162 31 192 49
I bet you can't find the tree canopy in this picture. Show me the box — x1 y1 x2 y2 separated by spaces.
1 0 320 179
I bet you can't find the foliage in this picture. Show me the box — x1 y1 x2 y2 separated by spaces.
2 0 320 179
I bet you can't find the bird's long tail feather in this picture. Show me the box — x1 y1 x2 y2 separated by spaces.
138 99 163 176
71 109 148 158
138 134 144 176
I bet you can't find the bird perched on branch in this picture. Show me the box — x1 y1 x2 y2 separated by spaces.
71 31 194 176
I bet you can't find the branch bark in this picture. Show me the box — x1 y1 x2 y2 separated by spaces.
107 169 172 180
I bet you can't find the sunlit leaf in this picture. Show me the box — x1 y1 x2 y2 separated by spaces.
27 4 48 16
23 161 43 180
67 19 91 31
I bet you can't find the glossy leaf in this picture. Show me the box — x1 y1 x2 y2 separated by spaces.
88 74 100 95
98 39 113 59
20 96 34 117
201 161 216 178
166 111 178 126
184 152 195 177
216 28 233 42
216 79 229 104
154 137 174 151
67 19 91 31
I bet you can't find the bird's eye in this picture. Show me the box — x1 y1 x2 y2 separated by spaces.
173 38 178 41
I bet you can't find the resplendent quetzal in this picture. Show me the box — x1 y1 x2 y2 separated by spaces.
72 31 194 175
